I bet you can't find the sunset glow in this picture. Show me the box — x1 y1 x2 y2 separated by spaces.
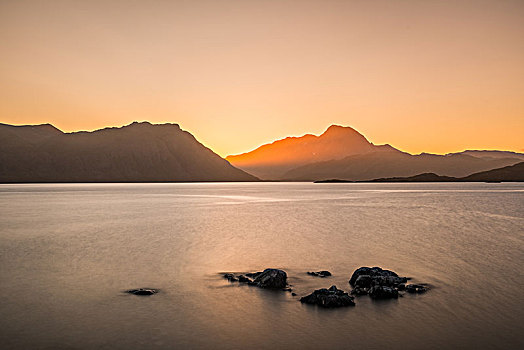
1 0 523 156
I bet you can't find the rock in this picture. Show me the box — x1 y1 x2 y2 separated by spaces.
307 270 332 278
349 266 418 298
291 292 297 296
300 285 355 308
245 272 263 279
405 284 429 294
368 285 398 299
354 275 373 288
350 287 369 296
126 288 159 296
349 266 400 286
253 269 288 289
237 275 251 283
224 273 238 282
223 268 288 289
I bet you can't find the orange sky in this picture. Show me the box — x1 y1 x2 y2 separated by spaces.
1 0 523 157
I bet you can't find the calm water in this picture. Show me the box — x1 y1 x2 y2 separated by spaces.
0 183 523 349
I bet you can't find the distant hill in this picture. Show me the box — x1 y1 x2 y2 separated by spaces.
315 162 524 183
227 125 524 181
461 161 524 182
0 122 258 183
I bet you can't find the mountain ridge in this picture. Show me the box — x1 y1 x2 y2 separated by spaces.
0 122 258 183
226 124 523 181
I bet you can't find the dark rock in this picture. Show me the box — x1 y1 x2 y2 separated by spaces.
368 285 398 299
283 288 292 292
349 266 400 286
405 284 429 294
224 273 238 282
237 275 251 283
354 275 373 288
300 285 355 308
245 272 263 279
291 292 297 296
349 266 421 298
253 269 288 289
126 288 159 296
350 287 369 296
307 270 332 278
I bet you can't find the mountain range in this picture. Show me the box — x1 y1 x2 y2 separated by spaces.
1 122 522 183
227 125 524 181
316 161 524 183
0 122 257 182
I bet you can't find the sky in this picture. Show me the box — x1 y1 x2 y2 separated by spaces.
1 0 523 157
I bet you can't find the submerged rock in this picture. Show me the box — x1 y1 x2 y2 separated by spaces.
300 285 355 308
405 284 429 294
307 270 332 278
126 288 159 296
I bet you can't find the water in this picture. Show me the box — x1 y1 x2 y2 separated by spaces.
0 182 523 349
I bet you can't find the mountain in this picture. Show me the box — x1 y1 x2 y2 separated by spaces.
227 125 524 181
315 162 524 183
283 151 523 181
461 161 524 182
226 125 391 179
453 150 524 161
0 122 258 183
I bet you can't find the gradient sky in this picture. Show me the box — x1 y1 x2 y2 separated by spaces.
1 0 523 156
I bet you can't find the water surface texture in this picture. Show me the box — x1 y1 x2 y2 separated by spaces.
1 183 523 349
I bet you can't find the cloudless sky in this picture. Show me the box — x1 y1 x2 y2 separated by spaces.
1 0 523 156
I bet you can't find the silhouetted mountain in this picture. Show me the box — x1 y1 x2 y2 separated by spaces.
226 125 395 179
316 173 457 183
227 125 523 181
284 151 522 181
461 161 524 182
0 122 258 182
315 162 524 183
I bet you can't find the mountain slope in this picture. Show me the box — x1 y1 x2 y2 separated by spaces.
226 125 393 179
0 122 258 182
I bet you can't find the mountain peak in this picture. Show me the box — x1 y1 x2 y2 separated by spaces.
322 125 359 137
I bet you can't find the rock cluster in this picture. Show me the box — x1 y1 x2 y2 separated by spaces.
349 266 429 299
222 266 430 308
300 285 355 308
224 268 288 290
307 270 332 278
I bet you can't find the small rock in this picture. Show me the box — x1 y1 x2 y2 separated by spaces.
291 292 297 296
126 288 159 296
307 270 332 278
300 285 355 308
